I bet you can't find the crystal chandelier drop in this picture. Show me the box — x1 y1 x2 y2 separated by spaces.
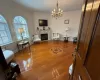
51 0 63 19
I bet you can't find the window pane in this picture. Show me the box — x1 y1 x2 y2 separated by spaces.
0 31 7 37
14 16 27 24
2 37 9 43
14 16 29 40
0 23 5 30
0 38 3 45
0 15 12 45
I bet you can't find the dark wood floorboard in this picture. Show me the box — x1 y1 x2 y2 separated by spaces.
14 41 76 80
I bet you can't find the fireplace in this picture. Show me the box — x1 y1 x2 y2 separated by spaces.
41 34 48 41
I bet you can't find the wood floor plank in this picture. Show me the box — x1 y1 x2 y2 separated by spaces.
15 41 76 80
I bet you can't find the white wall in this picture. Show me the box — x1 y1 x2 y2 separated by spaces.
33 10 81 41
0 0 82 53
33 12 50 33
0 0 34 52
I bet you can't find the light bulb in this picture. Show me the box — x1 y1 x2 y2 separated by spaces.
54 9 56 11
59 8 61 11
61 10 63 12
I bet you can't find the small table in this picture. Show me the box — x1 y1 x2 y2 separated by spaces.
17 40 30 51
64 37 69 42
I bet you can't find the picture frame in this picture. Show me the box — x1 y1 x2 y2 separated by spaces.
64 19 69 24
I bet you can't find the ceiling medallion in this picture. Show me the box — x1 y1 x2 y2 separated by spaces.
51 0 63 19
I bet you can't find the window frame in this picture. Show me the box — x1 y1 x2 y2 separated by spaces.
0 15 12 46
13 16 29 41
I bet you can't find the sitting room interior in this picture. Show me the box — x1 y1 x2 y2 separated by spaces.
0 0 100 80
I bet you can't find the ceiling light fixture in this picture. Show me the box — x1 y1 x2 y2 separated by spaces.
51 0 63 19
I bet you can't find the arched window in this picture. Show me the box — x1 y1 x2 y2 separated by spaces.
13 16 29 40
0 15 12 45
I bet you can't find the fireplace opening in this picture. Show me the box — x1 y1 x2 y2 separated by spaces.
41 34 48 41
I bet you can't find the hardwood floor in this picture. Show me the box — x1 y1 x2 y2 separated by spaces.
14 41 76 80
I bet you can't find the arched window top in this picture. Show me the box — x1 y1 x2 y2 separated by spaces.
0 15 7 23
14 16 27 24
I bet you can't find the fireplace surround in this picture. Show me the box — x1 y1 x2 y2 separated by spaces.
37 27 51 40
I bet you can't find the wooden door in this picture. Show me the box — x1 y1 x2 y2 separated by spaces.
77 0 95 61
85 7 100 80
73 0 100 80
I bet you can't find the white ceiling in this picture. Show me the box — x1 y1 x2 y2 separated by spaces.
12 0 83 12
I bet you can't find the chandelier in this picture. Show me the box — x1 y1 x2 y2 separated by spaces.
51 0 63 19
